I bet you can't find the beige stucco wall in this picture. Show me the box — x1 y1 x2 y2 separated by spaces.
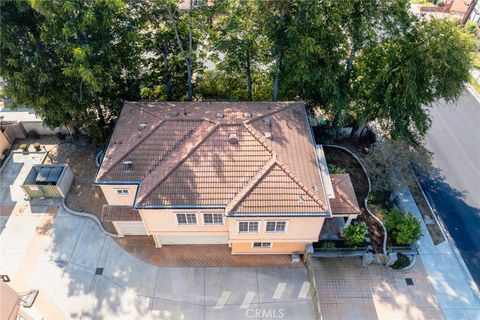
140 208 228 233
227 217 325 243
99 184 138 206
231 241 308 254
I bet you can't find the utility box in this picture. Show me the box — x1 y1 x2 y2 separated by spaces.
21 164 73 198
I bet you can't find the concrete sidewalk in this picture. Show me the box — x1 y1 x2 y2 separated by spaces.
395 185 480 320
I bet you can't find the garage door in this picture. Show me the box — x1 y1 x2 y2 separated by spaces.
157 233 228 245
115 221 148 235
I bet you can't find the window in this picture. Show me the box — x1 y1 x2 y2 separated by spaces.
253 242 272 249
204 213 223 225
116 189 129 195
265 221 287 233
176 213 197 225
238 221 259 233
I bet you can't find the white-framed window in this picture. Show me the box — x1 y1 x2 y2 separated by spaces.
203 213 223 225
176 213 197 225
265 221 287 233
252 242 272 249
238 221 259 233
115 189 129 196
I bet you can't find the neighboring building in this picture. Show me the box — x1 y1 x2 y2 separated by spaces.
95 101 360 255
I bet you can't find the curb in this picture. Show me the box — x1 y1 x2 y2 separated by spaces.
61 198 120 238
466 84 480 105
323 144 388 255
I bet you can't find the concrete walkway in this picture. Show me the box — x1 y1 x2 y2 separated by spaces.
0 206 314 319
395 185 480 320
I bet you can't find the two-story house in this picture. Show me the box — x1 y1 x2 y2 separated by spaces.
95 101 360 254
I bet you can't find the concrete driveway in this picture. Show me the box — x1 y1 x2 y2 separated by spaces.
1 208 314 319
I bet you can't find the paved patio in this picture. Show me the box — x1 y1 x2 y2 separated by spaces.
115 236 297 267
313 257 444 320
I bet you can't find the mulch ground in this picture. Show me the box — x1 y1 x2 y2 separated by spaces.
323 144 385 253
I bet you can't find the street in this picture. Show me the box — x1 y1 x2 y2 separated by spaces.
418 89 480 287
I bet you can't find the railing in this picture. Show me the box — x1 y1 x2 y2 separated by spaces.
312 246 370 257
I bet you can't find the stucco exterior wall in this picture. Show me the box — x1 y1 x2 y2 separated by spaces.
140 208 228 233
227 217 325 242
99 184 138 206
231 241 307 254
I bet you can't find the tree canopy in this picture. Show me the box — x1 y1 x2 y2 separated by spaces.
0 0 475 143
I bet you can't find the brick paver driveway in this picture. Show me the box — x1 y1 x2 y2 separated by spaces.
312 258 444 320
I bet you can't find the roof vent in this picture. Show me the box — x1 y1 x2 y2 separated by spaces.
138 123 147 131
216 112 224 119
228 133 239 144
171 111 179 117
298 195 304 204
123 160 132 171
263 118 271 126
264 132 272 140
244 112 252 119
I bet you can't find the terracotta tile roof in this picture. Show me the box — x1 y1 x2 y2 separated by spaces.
329 174 360 215
96 101 330 216
101 205 142 222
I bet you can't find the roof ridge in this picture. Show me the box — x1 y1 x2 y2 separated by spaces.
243 123 273 154
225 157 277 214
245 102 302 124
97 120 164 180
136 121 219 205
332 191 360 213
275 160 328 211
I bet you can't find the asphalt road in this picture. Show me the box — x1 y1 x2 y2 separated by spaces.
418 89 480 286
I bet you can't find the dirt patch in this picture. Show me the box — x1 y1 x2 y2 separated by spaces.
323 145 384 253
407 176 445 245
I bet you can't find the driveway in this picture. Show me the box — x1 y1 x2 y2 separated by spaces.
0 153 315 320
313 258 444 320
0 152 45 231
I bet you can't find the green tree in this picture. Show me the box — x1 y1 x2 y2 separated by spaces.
384 208 422 245
343 224 368 248
0 0 143 144
354 18 475 141
212 0 267 101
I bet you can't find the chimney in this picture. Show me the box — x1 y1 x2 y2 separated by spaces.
216 112 224 119
138 123 147 131
244 112 252 119
228 133 239 144
264 132 272 140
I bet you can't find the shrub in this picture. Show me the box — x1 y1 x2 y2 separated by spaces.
368 191 390 205
320 241 336 249
33 143 41 151
328 164 347 174
343 224 367 248
19 144 28 151
436 0 444 7
465 21 477 36
384 208 422 245
28 130 40 139
391 253 411 270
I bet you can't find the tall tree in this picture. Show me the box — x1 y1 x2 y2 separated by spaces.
0 0 143 144
212 0 266 101
353 18 475 141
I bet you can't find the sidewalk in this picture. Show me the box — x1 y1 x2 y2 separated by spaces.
395 184 480 320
